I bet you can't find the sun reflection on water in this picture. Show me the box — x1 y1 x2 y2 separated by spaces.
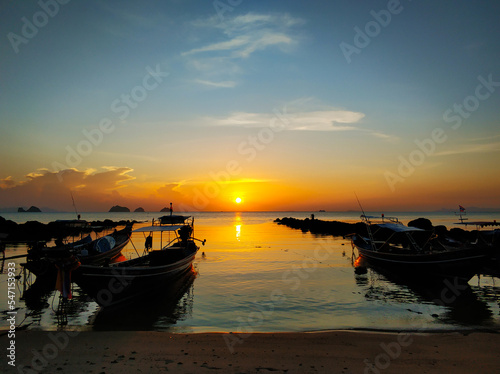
235 224 241 241
234 212 242 241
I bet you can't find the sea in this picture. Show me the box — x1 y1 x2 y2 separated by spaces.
1 210 500 333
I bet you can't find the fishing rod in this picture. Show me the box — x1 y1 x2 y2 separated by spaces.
70 191 81 220
354 192 376 251
354 191 367 220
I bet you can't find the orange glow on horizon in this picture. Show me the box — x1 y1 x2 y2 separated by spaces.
21 169 499 213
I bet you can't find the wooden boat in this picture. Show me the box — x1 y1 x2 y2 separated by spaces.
91 268 196 328
71 217 205 307
451 207 500 276
350 215 492 283
157 203 190 224
23 224 133 280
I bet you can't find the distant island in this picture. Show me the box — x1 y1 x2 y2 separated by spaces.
109 205 130 212
160 207 172 212
18 206 42 212
134 207 145 212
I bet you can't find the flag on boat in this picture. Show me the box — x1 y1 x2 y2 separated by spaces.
459 205 466 212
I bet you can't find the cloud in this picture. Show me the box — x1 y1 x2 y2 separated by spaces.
183 12 304 72
434 141 500 157
290 110 364 130
0 176 15 189
205 109 365 131
155 183 188 209
191 12 304 35
181 12 305 96
80 167 135 191
183 31 294 59
0 169 223 212
201 97 397 140
0 167 135 211
367 131 400 143
228 13 274 30
176 178 272 187
182 36 250 56
194 79 237 88
236 32 293 58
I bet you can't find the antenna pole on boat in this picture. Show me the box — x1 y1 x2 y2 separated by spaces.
70 191 80 220
354 192 376 251
455 204 468 226
354 192 367 220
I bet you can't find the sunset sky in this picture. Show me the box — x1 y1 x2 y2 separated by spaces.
1 1 499 212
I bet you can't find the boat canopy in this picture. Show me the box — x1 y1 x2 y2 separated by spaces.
158 215 190 224
133 225 183 233
375 223 425 232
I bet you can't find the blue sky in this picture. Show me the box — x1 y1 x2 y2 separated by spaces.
1 0 499 211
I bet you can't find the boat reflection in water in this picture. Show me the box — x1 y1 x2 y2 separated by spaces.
89 268 196 330
350 215 493 284
353 256 496 327
21 275 98 327
69 213 204 308
20 277 54 326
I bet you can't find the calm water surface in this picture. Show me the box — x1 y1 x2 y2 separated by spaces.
1 211 499 332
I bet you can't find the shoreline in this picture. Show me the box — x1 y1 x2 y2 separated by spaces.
0 216 137 243
0 213 495 245
5 325 500 335
2 329 499 373
274 216 483 242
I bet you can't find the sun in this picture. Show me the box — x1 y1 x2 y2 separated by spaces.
235 197 242 204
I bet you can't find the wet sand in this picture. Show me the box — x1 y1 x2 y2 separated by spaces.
3 330 500 373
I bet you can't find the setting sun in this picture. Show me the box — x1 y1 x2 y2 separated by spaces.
235 197 242 204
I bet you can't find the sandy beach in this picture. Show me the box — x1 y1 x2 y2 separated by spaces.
2 330 499 373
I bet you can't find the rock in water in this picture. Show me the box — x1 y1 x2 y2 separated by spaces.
407 218 433 230
109 205 130 212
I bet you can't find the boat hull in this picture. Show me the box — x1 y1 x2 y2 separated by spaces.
354 243 489 282
73 243 198 307
23 226 132 281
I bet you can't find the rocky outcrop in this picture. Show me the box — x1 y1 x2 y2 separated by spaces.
109 205 130 212
275 217 367 237
18 206 42 212
275 217 478 242
407 218 433 231
0 216 137 242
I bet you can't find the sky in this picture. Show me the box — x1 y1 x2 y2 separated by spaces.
1 0 500 212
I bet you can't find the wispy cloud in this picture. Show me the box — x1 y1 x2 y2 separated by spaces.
191 12 304 36
434 141 500 156
367 131 399 143
183 12 304 76
0 176 15 189
182 36 250 56
176 177 273 187
194 79 237 88
205 109 364 131
202 97 396 141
